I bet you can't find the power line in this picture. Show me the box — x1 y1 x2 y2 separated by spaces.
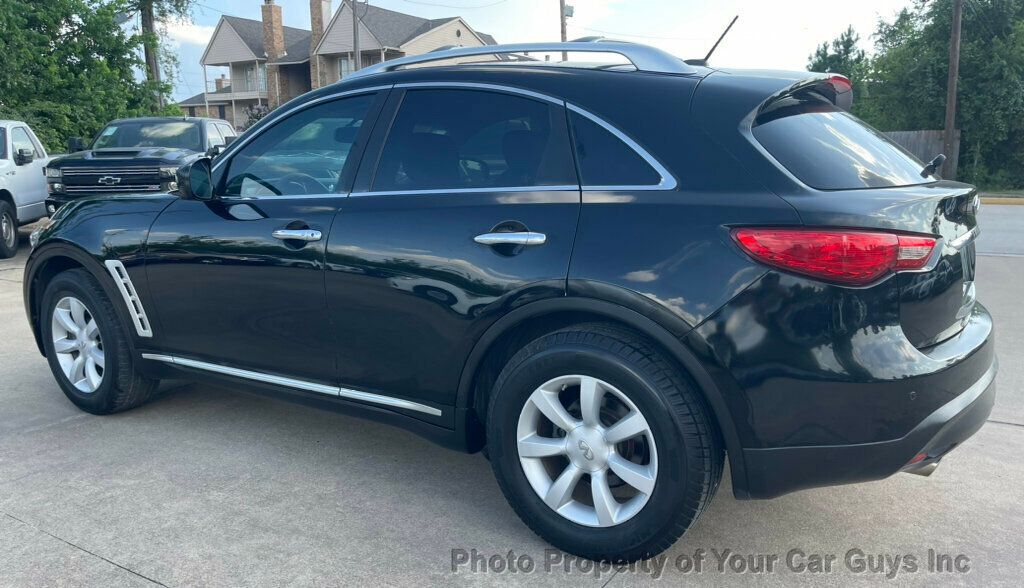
393 0 508 9
582 26 707 41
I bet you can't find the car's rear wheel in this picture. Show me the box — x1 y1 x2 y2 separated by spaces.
41 268 160 414
0 201 18 259
487 323 723 562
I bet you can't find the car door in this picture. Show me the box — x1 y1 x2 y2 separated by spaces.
324 85 582 418
144 89 387 384
9 126 47 210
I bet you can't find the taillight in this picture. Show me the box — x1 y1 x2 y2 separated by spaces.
732 228 937 286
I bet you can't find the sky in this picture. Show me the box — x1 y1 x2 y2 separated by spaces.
160 0 915 103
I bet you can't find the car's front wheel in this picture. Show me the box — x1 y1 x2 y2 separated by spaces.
487 324 723 562
0 200 18 259
41 268 160 414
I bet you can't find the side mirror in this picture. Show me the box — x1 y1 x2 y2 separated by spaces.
176 158 214 201
14 149 34 166
224 135 237 146
67 137 86 152
206 145 224 158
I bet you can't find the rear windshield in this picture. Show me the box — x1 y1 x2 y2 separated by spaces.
92 121 203 152
752 95 933 190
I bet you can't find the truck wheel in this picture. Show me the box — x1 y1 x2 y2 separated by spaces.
40 268 160 414
0 201 17 258
487 323 723 562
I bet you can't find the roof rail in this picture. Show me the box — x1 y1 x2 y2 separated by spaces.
345 38 697 80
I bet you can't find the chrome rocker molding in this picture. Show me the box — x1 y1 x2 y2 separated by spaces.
104 260 153 338
346 40 699 80
140 354 443 417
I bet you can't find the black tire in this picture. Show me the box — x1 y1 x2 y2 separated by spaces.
0 200 17 259
40 268 160 414
487 323 723 562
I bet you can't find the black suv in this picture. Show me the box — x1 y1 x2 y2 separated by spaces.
43 117 237 214
24 41 995 562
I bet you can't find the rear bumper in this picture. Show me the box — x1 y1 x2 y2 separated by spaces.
742 358 997 498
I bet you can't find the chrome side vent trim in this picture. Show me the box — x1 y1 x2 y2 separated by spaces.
140 354 443 417
104 260 153 337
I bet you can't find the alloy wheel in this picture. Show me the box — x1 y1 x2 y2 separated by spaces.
516 375 658 527
51 296 105 393
1 212 14 249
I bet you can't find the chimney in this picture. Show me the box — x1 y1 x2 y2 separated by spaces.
214 74 229 91
261 0 285 106
309 0 332 89
261 0 285 61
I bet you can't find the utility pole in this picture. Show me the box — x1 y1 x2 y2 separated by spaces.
351 0 362 71
559 0 568 61
942 0 964 179
139 0 164 111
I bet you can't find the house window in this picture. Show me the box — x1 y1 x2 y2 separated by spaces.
245 63 268 92
338 57 352 79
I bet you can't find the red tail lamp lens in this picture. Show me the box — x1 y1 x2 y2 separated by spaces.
732 228 937 286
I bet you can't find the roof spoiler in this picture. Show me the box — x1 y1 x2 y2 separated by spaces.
759 74 853 113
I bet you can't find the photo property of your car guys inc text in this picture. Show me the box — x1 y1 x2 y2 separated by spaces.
1 0 1022 586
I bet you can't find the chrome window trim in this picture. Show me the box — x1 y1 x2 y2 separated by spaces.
393 81 562 105
351 185 579 198
566 103 677 191
104 260 153 338
140 353 443 417
211 84 394 174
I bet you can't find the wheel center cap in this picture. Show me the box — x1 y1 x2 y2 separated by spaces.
566 426 608 471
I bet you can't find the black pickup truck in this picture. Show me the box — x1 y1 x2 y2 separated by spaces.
44 117 236 215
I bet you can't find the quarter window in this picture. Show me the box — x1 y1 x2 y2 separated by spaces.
372 89 576 192
11 127 41 158
222 93 375 197
569 111 661 187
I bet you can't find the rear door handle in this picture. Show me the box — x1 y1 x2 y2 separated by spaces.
474 232 547 246
272 229 322 242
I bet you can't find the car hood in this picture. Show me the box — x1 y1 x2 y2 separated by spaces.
51 147 201 166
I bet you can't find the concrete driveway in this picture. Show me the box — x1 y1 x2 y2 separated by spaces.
1 207 1022 586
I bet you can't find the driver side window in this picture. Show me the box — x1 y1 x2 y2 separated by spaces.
222 93 375 197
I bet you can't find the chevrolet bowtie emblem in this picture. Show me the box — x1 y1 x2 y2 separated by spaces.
98 176 122 186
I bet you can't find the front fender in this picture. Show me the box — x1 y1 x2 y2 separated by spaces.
23 194 175 354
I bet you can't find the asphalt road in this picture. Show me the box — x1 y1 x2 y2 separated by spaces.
1 206 1022 586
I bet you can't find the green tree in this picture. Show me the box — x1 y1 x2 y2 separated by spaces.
811 1 1024 187
808 26 871 119
0 0 164 151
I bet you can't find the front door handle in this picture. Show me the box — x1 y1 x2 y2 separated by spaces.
272 229 322 242
474 232 547 246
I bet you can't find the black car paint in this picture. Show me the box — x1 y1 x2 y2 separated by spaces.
24 65 995 500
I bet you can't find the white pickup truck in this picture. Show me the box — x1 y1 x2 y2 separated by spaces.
0 120 50 258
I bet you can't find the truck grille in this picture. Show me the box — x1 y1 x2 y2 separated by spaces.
61 167 164 194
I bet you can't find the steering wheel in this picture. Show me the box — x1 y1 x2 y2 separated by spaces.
278 172 330 195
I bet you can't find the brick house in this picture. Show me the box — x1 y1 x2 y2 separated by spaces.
179 0 496 128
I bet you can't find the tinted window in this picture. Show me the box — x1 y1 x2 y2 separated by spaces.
206 124 225 148
93 121 203 151
752 96 931 190
11 127 41 157
216 124 236 139
223 93 374 197
373 89 575 192
570 111 661 187
0 128 6 159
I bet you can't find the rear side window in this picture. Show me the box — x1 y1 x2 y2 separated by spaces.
569 111 662 187
753 96 931 190
0 128 6 159
373 89 576 192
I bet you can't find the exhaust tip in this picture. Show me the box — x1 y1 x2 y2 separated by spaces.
905 461 940 477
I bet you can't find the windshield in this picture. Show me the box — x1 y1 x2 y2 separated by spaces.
92 121 203 152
